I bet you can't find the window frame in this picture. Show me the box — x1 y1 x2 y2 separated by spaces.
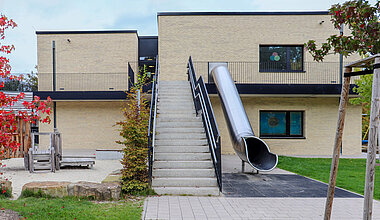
259 45 305 73
259 110 304 139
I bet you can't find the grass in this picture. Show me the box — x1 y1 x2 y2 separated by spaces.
277 156 380 200
0 197 143 220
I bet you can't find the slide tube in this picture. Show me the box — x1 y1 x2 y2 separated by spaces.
211 65 278 171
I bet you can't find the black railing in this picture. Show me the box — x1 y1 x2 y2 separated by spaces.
193 61 358 84
147 56 159 186
128 63 135 90
188 57 222 191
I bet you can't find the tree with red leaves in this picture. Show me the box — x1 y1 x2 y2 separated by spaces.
306 0 379 61
0 15 51 161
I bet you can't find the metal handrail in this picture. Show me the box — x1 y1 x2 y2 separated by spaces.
187 56 222 191
148 56 159 186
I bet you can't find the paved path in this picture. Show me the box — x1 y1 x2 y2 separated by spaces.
143 196 380 219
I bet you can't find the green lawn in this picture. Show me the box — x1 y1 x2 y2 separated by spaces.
0 197 143 220
277 156 380 200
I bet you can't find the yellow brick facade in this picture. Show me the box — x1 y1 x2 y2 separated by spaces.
158 14 360 81
210 96 362 156
39 101 125 150
37 32 138 91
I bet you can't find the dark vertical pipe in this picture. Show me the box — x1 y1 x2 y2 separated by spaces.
53 101 56 129
52 40 56 91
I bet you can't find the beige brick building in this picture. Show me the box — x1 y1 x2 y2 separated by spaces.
36 12 362 156
36 30 142 150
157 11 362 156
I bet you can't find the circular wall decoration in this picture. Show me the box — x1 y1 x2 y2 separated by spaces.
268 116 279 127
270 52 281 62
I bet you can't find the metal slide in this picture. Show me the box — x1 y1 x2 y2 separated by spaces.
211 65 278 171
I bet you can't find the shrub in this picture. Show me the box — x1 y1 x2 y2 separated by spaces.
116 67 150 194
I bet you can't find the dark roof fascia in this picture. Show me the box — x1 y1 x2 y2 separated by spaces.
138 36 158 39
36 30 138 35
158 11 329 16
205 84 357 95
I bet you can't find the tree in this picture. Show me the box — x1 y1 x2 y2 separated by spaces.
0 15 51 166
116 66 150 194
306 0 379 61
24 71 38 91
306 0 379 139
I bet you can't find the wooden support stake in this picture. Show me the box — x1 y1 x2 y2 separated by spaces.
363 57 380 220
324 67 352 220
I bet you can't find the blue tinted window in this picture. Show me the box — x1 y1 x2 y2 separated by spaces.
290 112 302 135
260 112 286 136
260 111 303 137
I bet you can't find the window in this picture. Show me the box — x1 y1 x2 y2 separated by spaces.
260 111 303 138
259 45 303 72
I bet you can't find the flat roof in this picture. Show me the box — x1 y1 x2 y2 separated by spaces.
158 11 329 16
36 30 138 35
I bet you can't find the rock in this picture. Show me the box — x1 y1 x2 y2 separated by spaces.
22 181 71 198
68 181 121 201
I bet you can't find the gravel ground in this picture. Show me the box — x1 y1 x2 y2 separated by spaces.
1 158 122 199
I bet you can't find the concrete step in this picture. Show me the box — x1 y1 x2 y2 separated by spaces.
158 99 194 106
152 177 218 187
158 96 193 101
157 109 196 114
153 169 215 178
155 127 204 133
160 81 189 85
156 121 203 128
159 89 191 93
155 146 209 153
155 152 211 161
157 103 194 109
153 186 220 196
153 161 213 169
158 112 196 117
156 133 206 140
159 86 189 90
157 117 201 123
157 105 194 110
155 139 208 146
158 94 192 98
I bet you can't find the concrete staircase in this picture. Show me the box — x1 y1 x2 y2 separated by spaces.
152 80 219 196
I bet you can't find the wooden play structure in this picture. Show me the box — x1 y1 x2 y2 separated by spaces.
324 54 380 220
3 91 95 173
24 129 95 173
6 117 32 158
24 129 62 172
2 92 33 159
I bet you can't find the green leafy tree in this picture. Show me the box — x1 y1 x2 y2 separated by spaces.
116 66 150 194
24 72 38 91
306 0 379 61
0 72 38 92
305 0 379 139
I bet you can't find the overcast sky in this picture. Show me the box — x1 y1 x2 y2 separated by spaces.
0 0 377 73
